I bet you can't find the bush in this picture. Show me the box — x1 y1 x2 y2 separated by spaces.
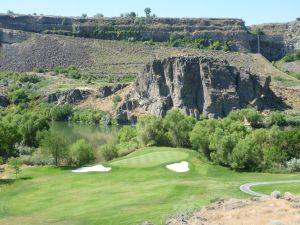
137 115 166 146
100 142 118 161
8 157 22 178
39 130 69 166
265 111 287 127
69 139 95 166
118 126 137 143
163 109 196 147
113 95 122 104
72 108 108 124
19 149 53 165
50 105 73 121
228 108 262 127
286 158 300 172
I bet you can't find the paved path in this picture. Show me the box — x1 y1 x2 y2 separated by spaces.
240 180 300 197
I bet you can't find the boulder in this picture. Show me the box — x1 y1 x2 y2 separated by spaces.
271 191 281 199
0 95 9 107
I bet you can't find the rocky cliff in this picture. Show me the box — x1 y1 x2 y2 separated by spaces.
1 14 300 60
250 20 300 60
0 14 254 55
117 57 284 123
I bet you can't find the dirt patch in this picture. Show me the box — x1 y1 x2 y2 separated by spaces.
167 197 300 225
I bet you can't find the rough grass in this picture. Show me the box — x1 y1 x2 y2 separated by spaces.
252 183 300 195
1 147 300 225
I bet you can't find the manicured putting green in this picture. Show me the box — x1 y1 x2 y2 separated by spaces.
110 150 189 168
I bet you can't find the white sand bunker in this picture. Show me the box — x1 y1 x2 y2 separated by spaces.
72 165 111 173
166 161 189 173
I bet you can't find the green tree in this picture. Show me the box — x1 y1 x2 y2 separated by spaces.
39 130 69 166
100 142 118 161
118 126 137 143
8 157 22 178
228 108 262 127
144 8 151 17
69 139 95 166
231 136 263 171
190 119 218 158
81 13 88 18
163 109 196 147
137 114 166 146
94 13 104 18
50 105 73 121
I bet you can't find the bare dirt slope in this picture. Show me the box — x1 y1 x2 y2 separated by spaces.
167 196 300 225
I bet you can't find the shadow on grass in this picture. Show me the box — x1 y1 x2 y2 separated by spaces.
20 176 33 180
0 179 15 185
0 177 33 185
57 166 76 171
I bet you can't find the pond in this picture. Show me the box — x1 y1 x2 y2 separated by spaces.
50 122 119 148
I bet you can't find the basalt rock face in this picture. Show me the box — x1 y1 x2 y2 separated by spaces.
98 84 128 98
1 14 300 60
119 57 282 121
43 89 91 105
251 20 300 60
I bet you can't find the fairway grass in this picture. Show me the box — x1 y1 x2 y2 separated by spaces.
1 147 300 225
252 183 300 195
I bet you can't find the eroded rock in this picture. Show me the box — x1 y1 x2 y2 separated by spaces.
43 89 91 104
118 56 283 123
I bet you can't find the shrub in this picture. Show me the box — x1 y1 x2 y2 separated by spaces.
228 108 262 127
265 111 287 127
19 149 53 165
69 139 95 166
39 130 69 166
137 114 166 146
113 95 122 105
286 158 300 172
50 105 73 121
72 108 108 124
8 87 30 104
100 142 118 161
8 157 22 178
163 109 196 147
118 126 137 143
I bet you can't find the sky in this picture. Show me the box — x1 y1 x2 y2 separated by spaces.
1 0 299 25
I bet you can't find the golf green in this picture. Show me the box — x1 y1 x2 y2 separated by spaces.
1 147 300 225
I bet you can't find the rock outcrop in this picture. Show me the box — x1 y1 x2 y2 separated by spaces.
98 84 128 98
117 57 284 122
43 89 90 104
0 95 9 107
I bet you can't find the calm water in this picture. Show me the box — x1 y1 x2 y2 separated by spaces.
50 122 118 147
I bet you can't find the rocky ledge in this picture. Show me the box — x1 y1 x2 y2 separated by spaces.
43 89 91 105
117 56 285 123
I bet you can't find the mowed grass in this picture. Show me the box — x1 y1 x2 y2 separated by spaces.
1 147 300 225
110 149 189 168
252 183 300 195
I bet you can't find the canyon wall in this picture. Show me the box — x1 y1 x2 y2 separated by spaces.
117 57 284 123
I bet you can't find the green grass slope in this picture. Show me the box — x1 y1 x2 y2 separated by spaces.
1 147 300 225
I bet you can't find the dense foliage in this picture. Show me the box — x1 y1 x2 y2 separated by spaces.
121 109 300 172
